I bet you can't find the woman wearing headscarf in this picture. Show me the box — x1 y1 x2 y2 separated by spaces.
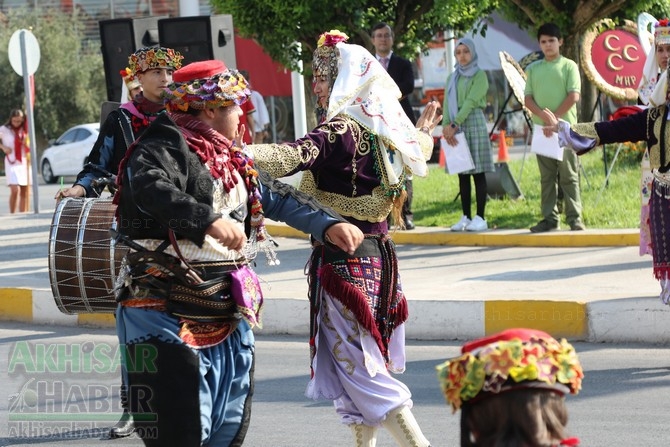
247 30 441 446
442 38 495 232
0 109 30 213
637 19 670 256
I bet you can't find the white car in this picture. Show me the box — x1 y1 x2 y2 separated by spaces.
40 123 99 184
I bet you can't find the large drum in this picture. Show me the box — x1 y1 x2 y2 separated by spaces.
48 197 128 314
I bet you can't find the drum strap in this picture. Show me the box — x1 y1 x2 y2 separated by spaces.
118 110 135 149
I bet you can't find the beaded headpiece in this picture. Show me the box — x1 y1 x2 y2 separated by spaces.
313 31 348 92
655 19 670 46
436 328 584 413
163 60 250 112
120 68 141 91
313 30 348 76
127 46 183 75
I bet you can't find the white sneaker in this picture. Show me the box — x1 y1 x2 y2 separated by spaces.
450 215 471 232
466 215 488 232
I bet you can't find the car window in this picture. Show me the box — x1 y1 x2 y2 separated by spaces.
74 129 92 142
57 129 79 145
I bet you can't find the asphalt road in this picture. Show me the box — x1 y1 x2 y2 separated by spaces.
1 321 670 447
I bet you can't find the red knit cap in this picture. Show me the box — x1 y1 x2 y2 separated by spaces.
461 328 553 353
173 60 227 82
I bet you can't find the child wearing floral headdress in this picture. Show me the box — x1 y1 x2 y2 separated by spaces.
436 328 584 446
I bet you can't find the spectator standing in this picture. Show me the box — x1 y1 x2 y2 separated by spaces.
240 70 271 143
371 22 418 230
0 109 29 213
238 95 256 145
442 38 494 232
436 328 583 446
524 23 584 233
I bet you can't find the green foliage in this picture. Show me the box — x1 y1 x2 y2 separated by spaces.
211 0 498 72
413 151 641 229
0 7 105 151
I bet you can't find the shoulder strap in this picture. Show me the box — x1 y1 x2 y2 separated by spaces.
117 109 135 149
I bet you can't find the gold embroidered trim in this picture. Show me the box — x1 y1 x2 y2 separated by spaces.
648 107 670 170
251 141 319 178
572 122 598 141
300 171 393 223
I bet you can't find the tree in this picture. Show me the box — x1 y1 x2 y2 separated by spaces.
211 0 498 72
0 7 105 153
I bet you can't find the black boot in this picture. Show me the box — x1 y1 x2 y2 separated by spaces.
109 385 135 438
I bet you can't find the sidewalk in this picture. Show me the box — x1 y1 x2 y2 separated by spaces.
1 211 668 343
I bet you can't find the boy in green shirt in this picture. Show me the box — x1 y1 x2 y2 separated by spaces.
524 23 584 232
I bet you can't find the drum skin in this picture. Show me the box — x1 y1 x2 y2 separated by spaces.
48 198 128 314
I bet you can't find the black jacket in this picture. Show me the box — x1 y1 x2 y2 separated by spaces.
387 53 417 124
117 113 346 246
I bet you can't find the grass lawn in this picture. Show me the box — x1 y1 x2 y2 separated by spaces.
412 146 641 230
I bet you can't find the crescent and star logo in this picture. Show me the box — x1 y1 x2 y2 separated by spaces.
591 30 644 88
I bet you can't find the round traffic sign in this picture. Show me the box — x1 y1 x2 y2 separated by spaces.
8 29 40 76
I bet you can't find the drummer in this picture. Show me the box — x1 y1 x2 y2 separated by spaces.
56 46 183 200
52 46 183 439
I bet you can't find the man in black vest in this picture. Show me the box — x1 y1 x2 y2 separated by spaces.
371 22 417 230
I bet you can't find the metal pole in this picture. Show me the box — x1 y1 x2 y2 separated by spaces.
20 31 39 214
179 0 200 16
269 96 277 143
291 57 307 138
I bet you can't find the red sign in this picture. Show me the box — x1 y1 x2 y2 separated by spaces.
234 35 292 97
591 29 645 89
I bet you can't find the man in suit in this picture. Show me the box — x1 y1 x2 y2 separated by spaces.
371 22 418 230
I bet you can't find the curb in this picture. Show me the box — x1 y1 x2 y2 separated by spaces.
3 287 668 343
264 222 640 247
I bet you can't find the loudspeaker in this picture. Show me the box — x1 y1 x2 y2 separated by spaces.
99 17 163 102
486 162 523 199
158 15 236 67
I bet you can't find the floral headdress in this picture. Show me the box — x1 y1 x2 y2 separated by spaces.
313 29 349 78
164 60 250 112
127 46 183 76
436 328 584 413
655 19 670 46
120 68 141 91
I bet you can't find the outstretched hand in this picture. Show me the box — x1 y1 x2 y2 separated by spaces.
324 223 364 255
416 101 443 135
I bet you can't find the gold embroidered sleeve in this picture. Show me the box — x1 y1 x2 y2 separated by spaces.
417 132 434 160
249 141 319 179
571 122 599 142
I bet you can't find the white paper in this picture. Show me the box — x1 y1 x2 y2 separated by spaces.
531 124 563 161
441 134 474 174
